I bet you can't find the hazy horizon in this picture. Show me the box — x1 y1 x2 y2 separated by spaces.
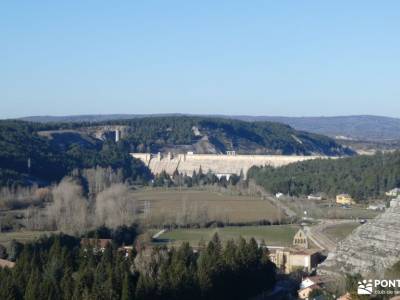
5 112 400 120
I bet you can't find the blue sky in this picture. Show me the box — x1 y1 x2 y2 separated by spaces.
1 1 399 118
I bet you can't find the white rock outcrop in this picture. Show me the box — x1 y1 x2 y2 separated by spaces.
319 206 400 277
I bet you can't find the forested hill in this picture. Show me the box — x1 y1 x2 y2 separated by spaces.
0 120 151 186
0 117 352 186
32 116 354 156
248 151 400 201
19 114 400 141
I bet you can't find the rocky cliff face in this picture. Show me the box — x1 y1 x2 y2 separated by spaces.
319 206 400 277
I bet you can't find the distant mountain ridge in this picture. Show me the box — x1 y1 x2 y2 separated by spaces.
18 114 183 123
17 114 400 141
237 115 400 141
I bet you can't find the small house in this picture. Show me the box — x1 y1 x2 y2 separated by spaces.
307 194 322 200
368 204 385 211
336 194 355 205
300 276 325 289
298 276 330 300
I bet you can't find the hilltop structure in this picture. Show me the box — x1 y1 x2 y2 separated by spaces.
131 152 325 178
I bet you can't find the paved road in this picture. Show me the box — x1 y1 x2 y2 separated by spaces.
254 185 359 252
261 194 297 219
265 195 297 218
251 184 297 218
152 229 167 239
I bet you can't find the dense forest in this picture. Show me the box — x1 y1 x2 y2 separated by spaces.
9 116 353 155
105 117 354 156
0 120 151 186
21 114 400 142
0 116 353 187
0 231 276 300
248 151 400 200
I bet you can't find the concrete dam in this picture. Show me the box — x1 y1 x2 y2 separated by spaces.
130 152 326 178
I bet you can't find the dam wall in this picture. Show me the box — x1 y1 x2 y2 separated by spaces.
131 152 327 178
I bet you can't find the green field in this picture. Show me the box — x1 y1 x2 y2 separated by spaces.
155 225 299 247
0 230 56 247
133 189 284 225
322 222 360 243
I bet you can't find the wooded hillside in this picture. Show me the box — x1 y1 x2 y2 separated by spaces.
0 117 353 187
248 151 400 200
0 120 151 186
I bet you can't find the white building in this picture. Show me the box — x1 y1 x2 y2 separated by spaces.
307 194 322 200
368 204 385 211
300 276 325 289
386 188 400 197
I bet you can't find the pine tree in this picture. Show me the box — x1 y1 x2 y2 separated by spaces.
223 239 238 269
135 275 155 300
121 272 133 300
0 269 21 300
24 269 42 300
60 267 74 300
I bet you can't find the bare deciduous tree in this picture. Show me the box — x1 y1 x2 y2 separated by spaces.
25 206 46 230
0 185 44 210
47 177 88 234
82 166 124 196
95 184 136 228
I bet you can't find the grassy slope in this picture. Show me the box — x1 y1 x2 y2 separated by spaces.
322 223 360 243
0 231 57 247
156 225 299 247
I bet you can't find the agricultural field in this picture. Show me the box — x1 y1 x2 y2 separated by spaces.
153 225 300 247
280 197 381 220
133 189 284 225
